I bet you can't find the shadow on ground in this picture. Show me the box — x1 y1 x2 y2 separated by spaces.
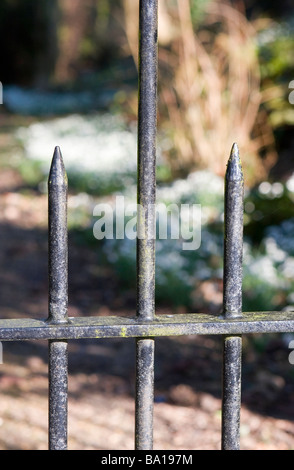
0 216 294 449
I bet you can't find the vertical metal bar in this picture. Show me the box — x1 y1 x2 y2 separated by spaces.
48 146 68 326
49 340 68 450
137 0 158 317
135 338 154 450
135 0 158 450
47 146 68 450
222 143 244 450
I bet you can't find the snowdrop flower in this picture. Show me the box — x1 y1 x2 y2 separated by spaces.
16 114 138 176
281 257 294 279
286 173 294 193
246 256 281 287
264 237 287 262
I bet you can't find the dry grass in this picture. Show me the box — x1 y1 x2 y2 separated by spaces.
123 0 277 185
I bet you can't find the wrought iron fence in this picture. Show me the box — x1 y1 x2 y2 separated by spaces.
1 0 294 451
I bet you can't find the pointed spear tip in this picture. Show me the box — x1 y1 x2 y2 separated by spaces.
52 146 64 165
226 142 243 182
48 146 67 186
231 142 239 156
53 145 61 156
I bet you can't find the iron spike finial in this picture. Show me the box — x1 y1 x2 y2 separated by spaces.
226 142 243 182
48 146 68 187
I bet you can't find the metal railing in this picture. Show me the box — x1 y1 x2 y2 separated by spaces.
1 0 294 450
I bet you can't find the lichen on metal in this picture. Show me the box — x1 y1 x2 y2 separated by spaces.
1 312 294 341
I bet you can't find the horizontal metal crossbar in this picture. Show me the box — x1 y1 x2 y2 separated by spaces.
0 311 294 341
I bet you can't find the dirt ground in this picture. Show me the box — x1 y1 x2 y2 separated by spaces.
0 165 294 451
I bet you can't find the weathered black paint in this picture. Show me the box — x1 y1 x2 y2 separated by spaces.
49 340 68 450
135 0 158 451
0 311 294 341
222 335 242 450
135 339 154 450
48 146 68 325
136 0 158 321
222 143 244 450
223 143 243 318
0 316 292 447
47 147 69 451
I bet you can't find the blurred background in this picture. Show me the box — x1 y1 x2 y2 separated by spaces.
0 0 294 450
